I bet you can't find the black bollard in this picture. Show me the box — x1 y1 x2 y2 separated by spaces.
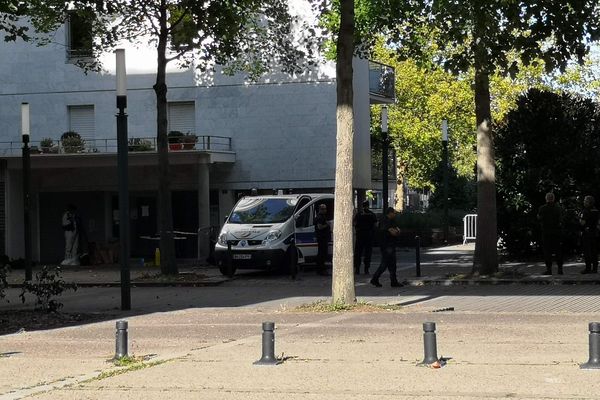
115 320 128 359
253 322 280 366
581 322 600 369
420 322 438 365
415 236 421 277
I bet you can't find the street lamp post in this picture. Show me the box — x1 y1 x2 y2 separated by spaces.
21 103 32 281
115 49 131 311
441 119 449 244
381 106 389 211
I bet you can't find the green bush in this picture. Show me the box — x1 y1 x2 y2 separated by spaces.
19 266 77 312
496 89 600 257
61 131 85 153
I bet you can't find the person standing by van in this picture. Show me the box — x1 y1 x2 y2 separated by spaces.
370 207 402 287
354 200 377 274
314 203 331 276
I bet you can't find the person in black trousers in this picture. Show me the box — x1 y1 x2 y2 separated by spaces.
314 203 331 276
354 200 377 274
580 195 599 274
370 207 402 287
537 192 563 275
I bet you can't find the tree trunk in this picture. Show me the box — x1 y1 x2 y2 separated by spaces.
155 2 177 275
331 0 355 305
472 55 498 275
394 160 406 211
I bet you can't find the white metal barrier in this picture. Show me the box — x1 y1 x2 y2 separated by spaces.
463 214 477 244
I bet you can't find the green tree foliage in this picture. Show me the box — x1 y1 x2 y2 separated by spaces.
496 88 600 257
371 40 475 194
385 0 600 274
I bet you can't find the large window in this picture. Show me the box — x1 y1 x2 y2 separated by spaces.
68 105 95 144
229 197 297 224
168 101 196 134
66 12 93 59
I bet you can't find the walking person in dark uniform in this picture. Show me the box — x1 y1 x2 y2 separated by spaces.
354 200 377 275
370 207 402 287
537 192 563 275
314 203 331 276
579 195 599 274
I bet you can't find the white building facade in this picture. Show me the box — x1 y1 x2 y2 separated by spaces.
0 19 393 263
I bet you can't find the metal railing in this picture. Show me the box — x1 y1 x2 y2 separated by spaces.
369 60 395 100
463 214 477 244
0 135 233 157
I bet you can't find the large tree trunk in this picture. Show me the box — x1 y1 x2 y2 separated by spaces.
331 0 355 305
472 54 498 275
155 1 177 275
394 160 406 211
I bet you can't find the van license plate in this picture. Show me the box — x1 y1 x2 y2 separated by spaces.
233 254 251 260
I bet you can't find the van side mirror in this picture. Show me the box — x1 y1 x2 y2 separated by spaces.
223 215 228 223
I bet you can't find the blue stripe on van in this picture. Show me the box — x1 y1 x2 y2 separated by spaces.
295 232 316 244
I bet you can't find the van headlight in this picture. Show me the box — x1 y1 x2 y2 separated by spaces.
218 232 228 245
262 230 282 244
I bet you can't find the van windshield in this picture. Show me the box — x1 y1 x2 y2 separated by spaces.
228 198 297 224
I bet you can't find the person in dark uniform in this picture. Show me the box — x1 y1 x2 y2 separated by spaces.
354 200 377 274
314 203 331 276
537 192 563 275
579 195 599 274
370 207 402 287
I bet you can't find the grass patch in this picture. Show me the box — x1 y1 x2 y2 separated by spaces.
293 300 402 313
134 272 208 282
84 359 168 383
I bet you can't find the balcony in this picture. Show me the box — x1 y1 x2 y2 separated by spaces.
0 135 232 157
369 60 395 104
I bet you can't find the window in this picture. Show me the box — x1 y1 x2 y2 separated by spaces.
66 12 93 59
68 105 95 144
168 102 195 134
295 206 311 229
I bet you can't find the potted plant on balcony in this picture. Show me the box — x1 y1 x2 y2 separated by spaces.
181 133 197 150
128 138 154 152
168 130 184 151
61 131 85 154
40 137 59 154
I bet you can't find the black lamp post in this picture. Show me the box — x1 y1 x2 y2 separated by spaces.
381 106 389 211
21 102 32 281
115 49 131 311
441 119 449 244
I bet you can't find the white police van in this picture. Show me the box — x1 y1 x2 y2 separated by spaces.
214 193 334 276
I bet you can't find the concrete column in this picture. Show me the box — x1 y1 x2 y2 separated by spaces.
198 163 210 263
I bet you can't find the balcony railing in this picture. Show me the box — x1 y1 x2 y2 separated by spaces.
0 135 233 157
369 60 395 102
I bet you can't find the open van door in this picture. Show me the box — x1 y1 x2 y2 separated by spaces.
293 196 334 264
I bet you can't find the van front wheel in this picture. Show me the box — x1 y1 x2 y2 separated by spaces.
281 245 298 279
219 264 236 278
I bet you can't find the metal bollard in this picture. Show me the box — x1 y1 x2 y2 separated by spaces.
420 322 438 365
581 322 600 369
115 320 128 359
415 236 421 277
253 322 280 366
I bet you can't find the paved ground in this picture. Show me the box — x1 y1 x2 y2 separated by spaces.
2 244 600 399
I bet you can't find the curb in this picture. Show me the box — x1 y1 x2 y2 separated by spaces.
404 277 600 286
7 279 228 288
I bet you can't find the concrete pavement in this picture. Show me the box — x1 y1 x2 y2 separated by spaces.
2 243 600 399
